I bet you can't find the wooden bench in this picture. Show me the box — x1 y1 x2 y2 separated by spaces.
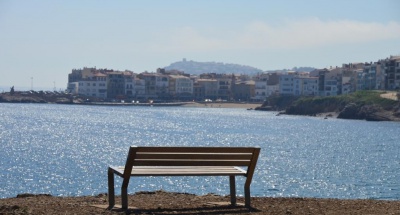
107 146 260 209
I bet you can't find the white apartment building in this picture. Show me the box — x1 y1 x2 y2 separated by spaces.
254 78 267 100
169 75 193 95
254 73 279 100
297 77 319 96
266 84 279 97
279 73 294 95
77 73 107 98
133 78 145 98
280 72 318 96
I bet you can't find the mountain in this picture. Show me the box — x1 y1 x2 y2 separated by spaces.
164 59 264 75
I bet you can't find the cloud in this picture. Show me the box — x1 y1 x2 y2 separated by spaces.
150 18 400 52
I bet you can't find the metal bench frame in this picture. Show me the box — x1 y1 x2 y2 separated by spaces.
108 146 260 209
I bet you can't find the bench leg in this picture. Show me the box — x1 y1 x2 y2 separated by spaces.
229 176 236 206
121 179 129 210
107 168 115 209
244 184 250 208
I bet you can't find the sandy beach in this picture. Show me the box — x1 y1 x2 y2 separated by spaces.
1 191 399 214
380 91 399 101
182 102 262 109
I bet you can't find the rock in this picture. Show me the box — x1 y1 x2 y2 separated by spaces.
338 103 400 121
17 193 52 198
255 106 273 111
337 103 361 119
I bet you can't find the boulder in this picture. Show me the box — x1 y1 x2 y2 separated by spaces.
337 103 361 119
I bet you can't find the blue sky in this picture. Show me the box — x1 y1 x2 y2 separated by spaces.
1 0 399 91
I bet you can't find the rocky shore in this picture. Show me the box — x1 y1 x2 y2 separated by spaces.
257 91 400 122
2 90 400 121
0 91 73 104
1 191 399 215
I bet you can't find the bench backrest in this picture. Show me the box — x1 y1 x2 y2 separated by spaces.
123 146 260 175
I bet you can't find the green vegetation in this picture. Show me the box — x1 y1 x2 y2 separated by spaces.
340 91 398 109
266 91 398 116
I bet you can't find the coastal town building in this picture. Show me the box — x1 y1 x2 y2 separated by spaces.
253 73 279 101
279 72 318 96
217 74 234 101
297 77 319 96
253 73 268 101
382 56 400 90
193 79 218 101
79 73 107 98
169 75 193 101
233 80 255 101
278 72 294 95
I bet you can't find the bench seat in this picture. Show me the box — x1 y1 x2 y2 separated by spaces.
110 166 247 176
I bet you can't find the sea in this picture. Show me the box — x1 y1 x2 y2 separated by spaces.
0 103 399 200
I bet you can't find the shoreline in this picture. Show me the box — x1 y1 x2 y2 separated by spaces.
182 102 262 109
1 191 399 214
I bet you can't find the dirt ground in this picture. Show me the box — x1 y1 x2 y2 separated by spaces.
1 191 399 215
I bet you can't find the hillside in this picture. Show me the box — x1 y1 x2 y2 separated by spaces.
164 59 317 75
164 59 263 75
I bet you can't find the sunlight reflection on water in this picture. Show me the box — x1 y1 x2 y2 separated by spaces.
0 103 399 200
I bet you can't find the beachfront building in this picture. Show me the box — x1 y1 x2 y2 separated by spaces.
253 74 268 101
138 73 157 100
310 68 341 96
266 73 280 97
155 74 169 99
169 75 193 101
279 72 295 95
124 71 144 99
233 80 255 101
382 56 400 90
74 73 107 98
341 63 363 94
131 78 146 100
341 71 354 95
297 77 319 96
193 78 218 101
362 62 378 90
107 72 125 99
324 68 341 96
279 72 319 96
253 73 279 101
217 74 234 101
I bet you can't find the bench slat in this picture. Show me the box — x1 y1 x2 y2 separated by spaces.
135 153 253 160
132 160 251 166
134 147 257 153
